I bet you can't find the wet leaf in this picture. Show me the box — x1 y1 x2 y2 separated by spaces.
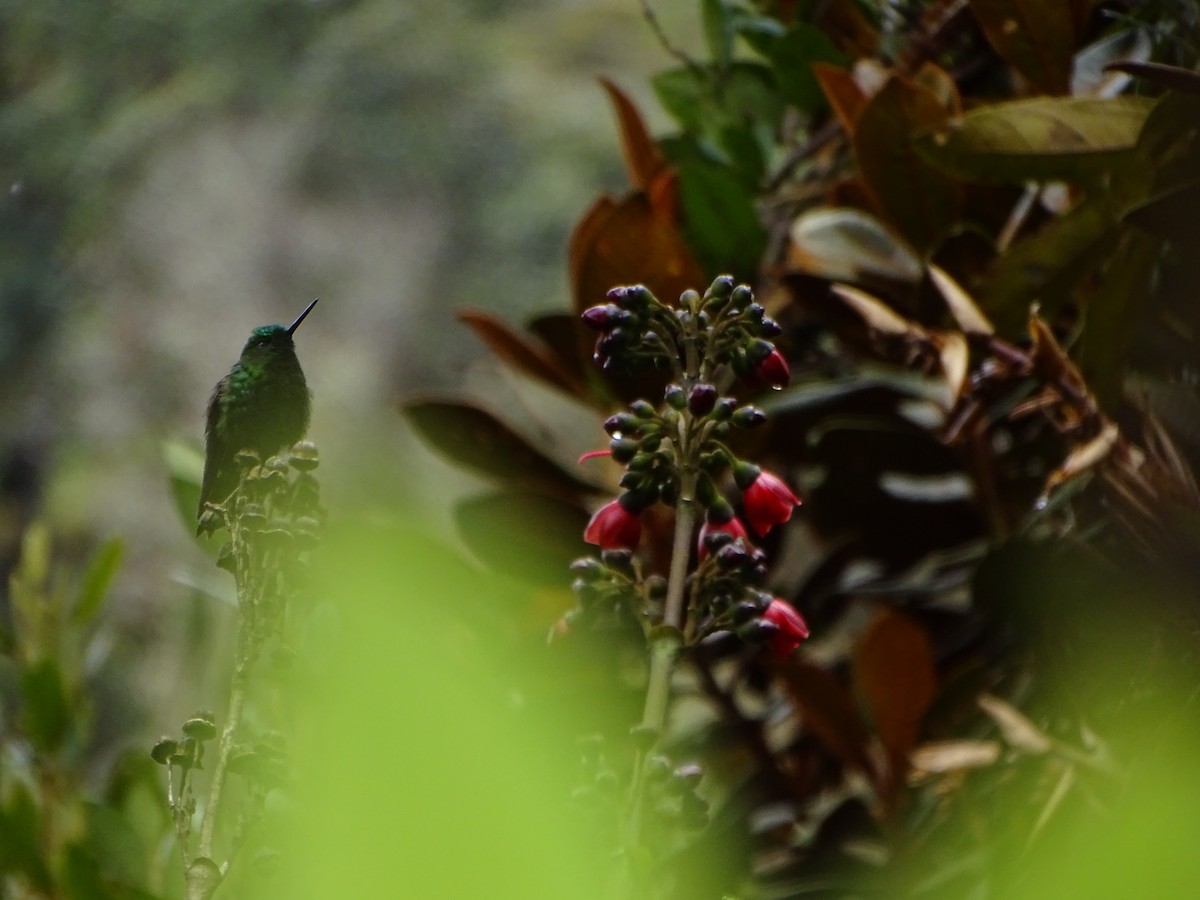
852 607 936 768
458 309 585 398
917 96 1155 185
403 401 592 501
599 78 666 194
978 693 1052 754
854 76 959 250
568 188 706 316
929 263 994 335
71 538 124 627
789 208 922 283
967 0 1080 95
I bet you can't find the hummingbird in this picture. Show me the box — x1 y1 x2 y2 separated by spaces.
197 297 318 530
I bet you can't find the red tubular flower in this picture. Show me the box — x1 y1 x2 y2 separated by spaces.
755 348 790 388
584 497 642 550
743 469 800 537
763 599 810 658
696 516 750 560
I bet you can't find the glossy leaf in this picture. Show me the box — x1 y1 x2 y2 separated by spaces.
917 96 1155 185
854 76 959 251
403 401 593 501
789 208 922 283
967 0 1080 95
599 77 666 193
852 607 937 769
458 308 585 398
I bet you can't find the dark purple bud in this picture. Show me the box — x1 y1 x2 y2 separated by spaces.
607 285 652 309
687 383 718 415
716 543 749 571
747 339 773 364
604 413 637 436
730 284 753 307
581 305 610 331
746 303 765 322
759 317 782 337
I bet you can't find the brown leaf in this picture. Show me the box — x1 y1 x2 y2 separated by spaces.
967 0 1079 95
776 660 874 776
1106 61 1200 95
1041 419 1120 500
789 208 923 283
458 309 586 398
853 75 960 251
599 77 667 193
852 607 937 771
568 189 706 316
402 400 593 502
815 0 879 58
813 62 867 136
933 330 970 410
978 693 1052 754
911 62 961 116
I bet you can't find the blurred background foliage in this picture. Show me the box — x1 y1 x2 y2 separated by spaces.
5 0 1200 897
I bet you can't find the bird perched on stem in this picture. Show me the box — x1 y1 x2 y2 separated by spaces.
197 297 317 532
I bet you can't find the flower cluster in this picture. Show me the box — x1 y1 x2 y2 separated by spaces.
569 278 809 659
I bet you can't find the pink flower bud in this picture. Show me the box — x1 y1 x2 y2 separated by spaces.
755 348 790 388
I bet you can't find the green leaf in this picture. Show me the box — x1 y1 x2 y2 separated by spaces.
916 96 1156 185
702 0 734 70
769 23 845 114
673 155 766 280
162 437 204 538
21 658 71 752
71 538 124 627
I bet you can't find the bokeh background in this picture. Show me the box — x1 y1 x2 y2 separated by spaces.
0 0 697 727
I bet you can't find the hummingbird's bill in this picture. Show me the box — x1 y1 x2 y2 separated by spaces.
287 297 319 335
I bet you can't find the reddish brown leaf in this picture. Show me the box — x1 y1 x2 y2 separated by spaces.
777 661 874 775
852 607 937 771
815 0 879 58
402 400 593 502
457 308 586 398
967 0 1079 95
568 191 707 316
813 63 866 136
853 76 960 252
599 77 667 194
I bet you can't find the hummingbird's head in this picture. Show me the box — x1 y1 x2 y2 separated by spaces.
237 298 318 365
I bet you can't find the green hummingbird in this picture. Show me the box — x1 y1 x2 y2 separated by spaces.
197 297 318 529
